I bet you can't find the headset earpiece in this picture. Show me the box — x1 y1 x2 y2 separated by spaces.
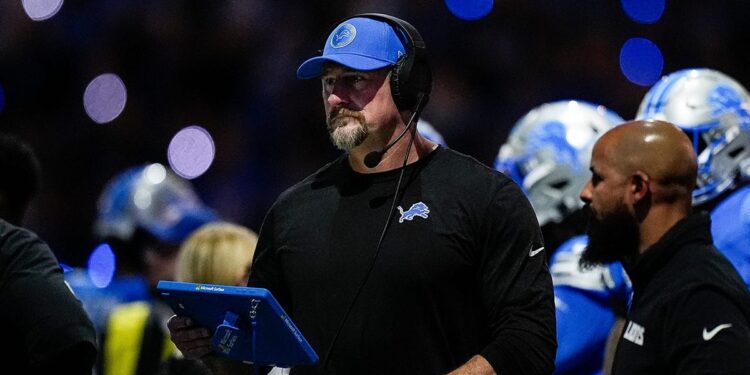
390 54 411 110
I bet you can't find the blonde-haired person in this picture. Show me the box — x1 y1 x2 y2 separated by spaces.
163 222 266 375
176 222 258 287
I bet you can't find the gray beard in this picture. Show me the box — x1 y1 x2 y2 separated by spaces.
329 121 369 151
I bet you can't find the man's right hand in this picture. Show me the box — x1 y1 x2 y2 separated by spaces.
167 315 213 359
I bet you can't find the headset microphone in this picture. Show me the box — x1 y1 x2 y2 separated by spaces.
363 93 426 168
363 150 385 169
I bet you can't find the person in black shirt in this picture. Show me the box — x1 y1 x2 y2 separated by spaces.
579 119 750 374
168 13 556 375
0 134 98 373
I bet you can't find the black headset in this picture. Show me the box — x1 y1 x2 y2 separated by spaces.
340 13 433 112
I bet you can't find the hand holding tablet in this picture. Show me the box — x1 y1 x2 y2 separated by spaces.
158 281 318 367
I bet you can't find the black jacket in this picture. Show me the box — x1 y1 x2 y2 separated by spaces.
613 212 750 374
0 219 97 373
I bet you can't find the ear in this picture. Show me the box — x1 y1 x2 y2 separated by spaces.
630 171 651 203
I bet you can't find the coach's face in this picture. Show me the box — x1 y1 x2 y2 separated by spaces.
579 139 640 267
321 65 399 151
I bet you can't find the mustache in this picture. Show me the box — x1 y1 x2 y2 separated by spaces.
582 204 594 218
327 108 366 130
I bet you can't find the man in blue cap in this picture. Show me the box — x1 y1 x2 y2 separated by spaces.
169 14 556 375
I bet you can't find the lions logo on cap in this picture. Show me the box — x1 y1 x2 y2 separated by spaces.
331 23 356 48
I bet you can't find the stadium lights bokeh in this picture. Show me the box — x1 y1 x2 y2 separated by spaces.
621 0 665 24
22 0 64 21
83 73 127 124
168 125 216 180
444 0 493 21
0 84 5 114
87 243 116 289
620 37 664 87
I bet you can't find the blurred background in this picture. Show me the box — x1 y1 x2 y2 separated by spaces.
1 0 748 266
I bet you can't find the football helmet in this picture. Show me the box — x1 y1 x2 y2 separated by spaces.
94 163 218 245
495 101 624 225
637 68 750 204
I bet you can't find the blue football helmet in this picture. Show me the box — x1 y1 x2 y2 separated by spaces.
495 101 624 226
94 163 218 245
637 68 750 205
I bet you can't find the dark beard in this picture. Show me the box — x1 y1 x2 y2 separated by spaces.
580 203 640 269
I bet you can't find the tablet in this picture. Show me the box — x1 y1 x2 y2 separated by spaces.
157 280 318 367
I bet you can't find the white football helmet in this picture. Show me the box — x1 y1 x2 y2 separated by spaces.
495 101 624 226
637 68 750 205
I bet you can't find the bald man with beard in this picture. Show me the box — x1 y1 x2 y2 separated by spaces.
579 120 750 374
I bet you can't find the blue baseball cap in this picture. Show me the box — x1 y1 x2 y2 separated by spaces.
297 17 406 79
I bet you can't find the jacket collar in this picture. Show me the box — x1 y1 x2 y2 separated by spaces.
624 212 713 293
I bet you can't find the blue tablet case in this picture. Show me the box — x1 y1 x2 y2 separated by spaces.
157 280 318 367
